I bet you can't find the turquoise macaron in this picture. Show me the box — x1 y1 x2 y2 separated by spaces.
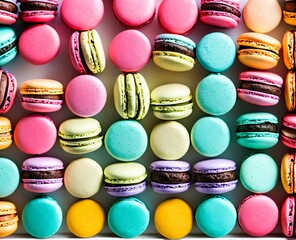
0 157 19 197
195 195 237 237
0 26 18 65
195 73 236 116
196 32 236 72
108 197 150 238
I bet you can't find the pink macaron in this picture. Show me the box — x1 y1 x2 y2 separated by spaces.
109 30 151 72
199 0 241 28
0 0 18 25
21 157 64 193
65 75 107 117
0 68 17 114
281 113 296 149
281 195 296 237
237 71 283 106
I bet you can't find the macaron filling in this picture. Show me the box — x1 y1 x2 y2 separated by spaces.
0 1 18 13
19 2 58 11
238 81 281 97
200 2 241 18
0 39 17 56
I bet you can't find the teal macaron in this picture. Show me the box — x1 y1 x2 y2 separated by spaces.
0 26 18 65
0 157 19 197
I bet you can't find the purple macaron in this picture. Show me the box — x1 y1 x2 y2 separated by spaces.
150 160 192 194
193 159 238 194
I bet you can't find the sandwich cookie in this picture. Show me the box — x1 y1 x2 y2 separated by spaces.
0 0 18 25
284 70 296 111
0 26 17 65
0 117 12 150
281 152 296 194
281 195 296 237
0 68 17 114
280 113 296 149
284 1 296 26
0 158 19 198
0 201 18 237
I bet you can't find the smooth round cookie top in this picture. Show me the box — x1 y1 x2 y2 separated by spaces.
109 30 151 72
0 158 19 198
195 195 237 237
150 121 190 160
60 0 104 30
104 120 148 161
243 0 282 33
18 24 60 65
108 197 150 238
154 198 193 239
191 116 230 157
196 32 236 72
67 199 105 238
238 194 278 237
240 153 278 193
22 196 63 238
65 75 107 117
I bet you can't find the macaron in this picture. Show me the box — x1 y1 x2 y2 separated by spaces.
237 70 283 106
69 30 106 74
65 75 107 117
237 32 281 70
150 160 192 194
18 24 60 65
281 195 296 237
109 30 151 72
104 120 148 161
21 157 64 193
195 73 236 116
281 152 296 194
66 199 105 238
104 162 147 197
64 158 103 198
283 29 296 70
18 0 59 23
238 194 278 237
193 159 238 194
152 33 196 72
280 113 296 149
240 153 278 193
235 112 279 149
195 195 237 238
0 0 18 25
150 121 190 160
157 0 198 35
242 0 282 33
0 68 17 114
199 0 241 28
0 116 12 150
154 198 193 239
0 201 18 237
58 118 103 155
0 26 17 65
284 1 296 26
22 196 63 238
112 0 156 27
150 83 193 120
14 114 57 155
108 197 150 238
284 70 296 111
60 0 104 31
20 79 63 113
196 32 236 72
191 116 230 157
0 157 19 198
114 73 150 120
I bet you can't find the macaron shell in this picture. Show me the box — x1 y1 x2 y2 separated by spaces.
0 10 18 25
69 31 87 73
0 26 18 65
199 11 240 28
281 195 295 237
19 10 57 23
0 116 12 150
0 201 18 237
284 70 296 111
0 158 19 198
282 30 295 70
280 152 295 194
0 70 17 114
105 181 147 197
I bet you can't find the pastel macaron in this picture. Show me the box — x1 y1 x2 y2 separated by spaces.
22 196 63 238
150 160 191 194
281 152 296 194
104 120 148 161
196 196 237 237
114 73 150 120
64 158 103 198
199 0 241 28
280 113 296 149
196 32 236 72
20 79 63 113
284 70 296 111
281 195 296 237
150 83 193 120
237 32 281 70
0 26 17 65
0 68 17 114
235 112 279 149
237 71 283 106
0 201 18 237
104 162 147 197
69 30 106 74
65 75 107 117
58 118 103 155
0 157 19 198
0 116 13 150
157 0 198 34
150 121 190 160
238 194 278 237
0 0 18 25
284 1 296 26
108 197 150 238
152 33 196 72
283 29 296 70
193 159 238 194
21 157 64 193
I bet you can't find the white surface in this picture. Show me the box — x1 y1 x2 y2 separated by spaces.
3 0 291 239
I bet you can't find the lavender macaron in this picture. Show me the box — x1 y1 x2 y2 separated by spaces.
150 160 192 194
193 159 238 194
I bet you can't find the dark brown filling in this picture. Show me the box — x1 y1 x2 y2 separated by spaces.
281 125 296 140
236 123 278 133
0 40 17 56
20 1 58 11
21 169 64 179
285 1 296 12
24 95 62 100
154 41 196 59
0 70 8 109
150 171 191 184
195 171 236 182
0 214 16 222
0 1 17 13
201 3 241 17
239 81 281 96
